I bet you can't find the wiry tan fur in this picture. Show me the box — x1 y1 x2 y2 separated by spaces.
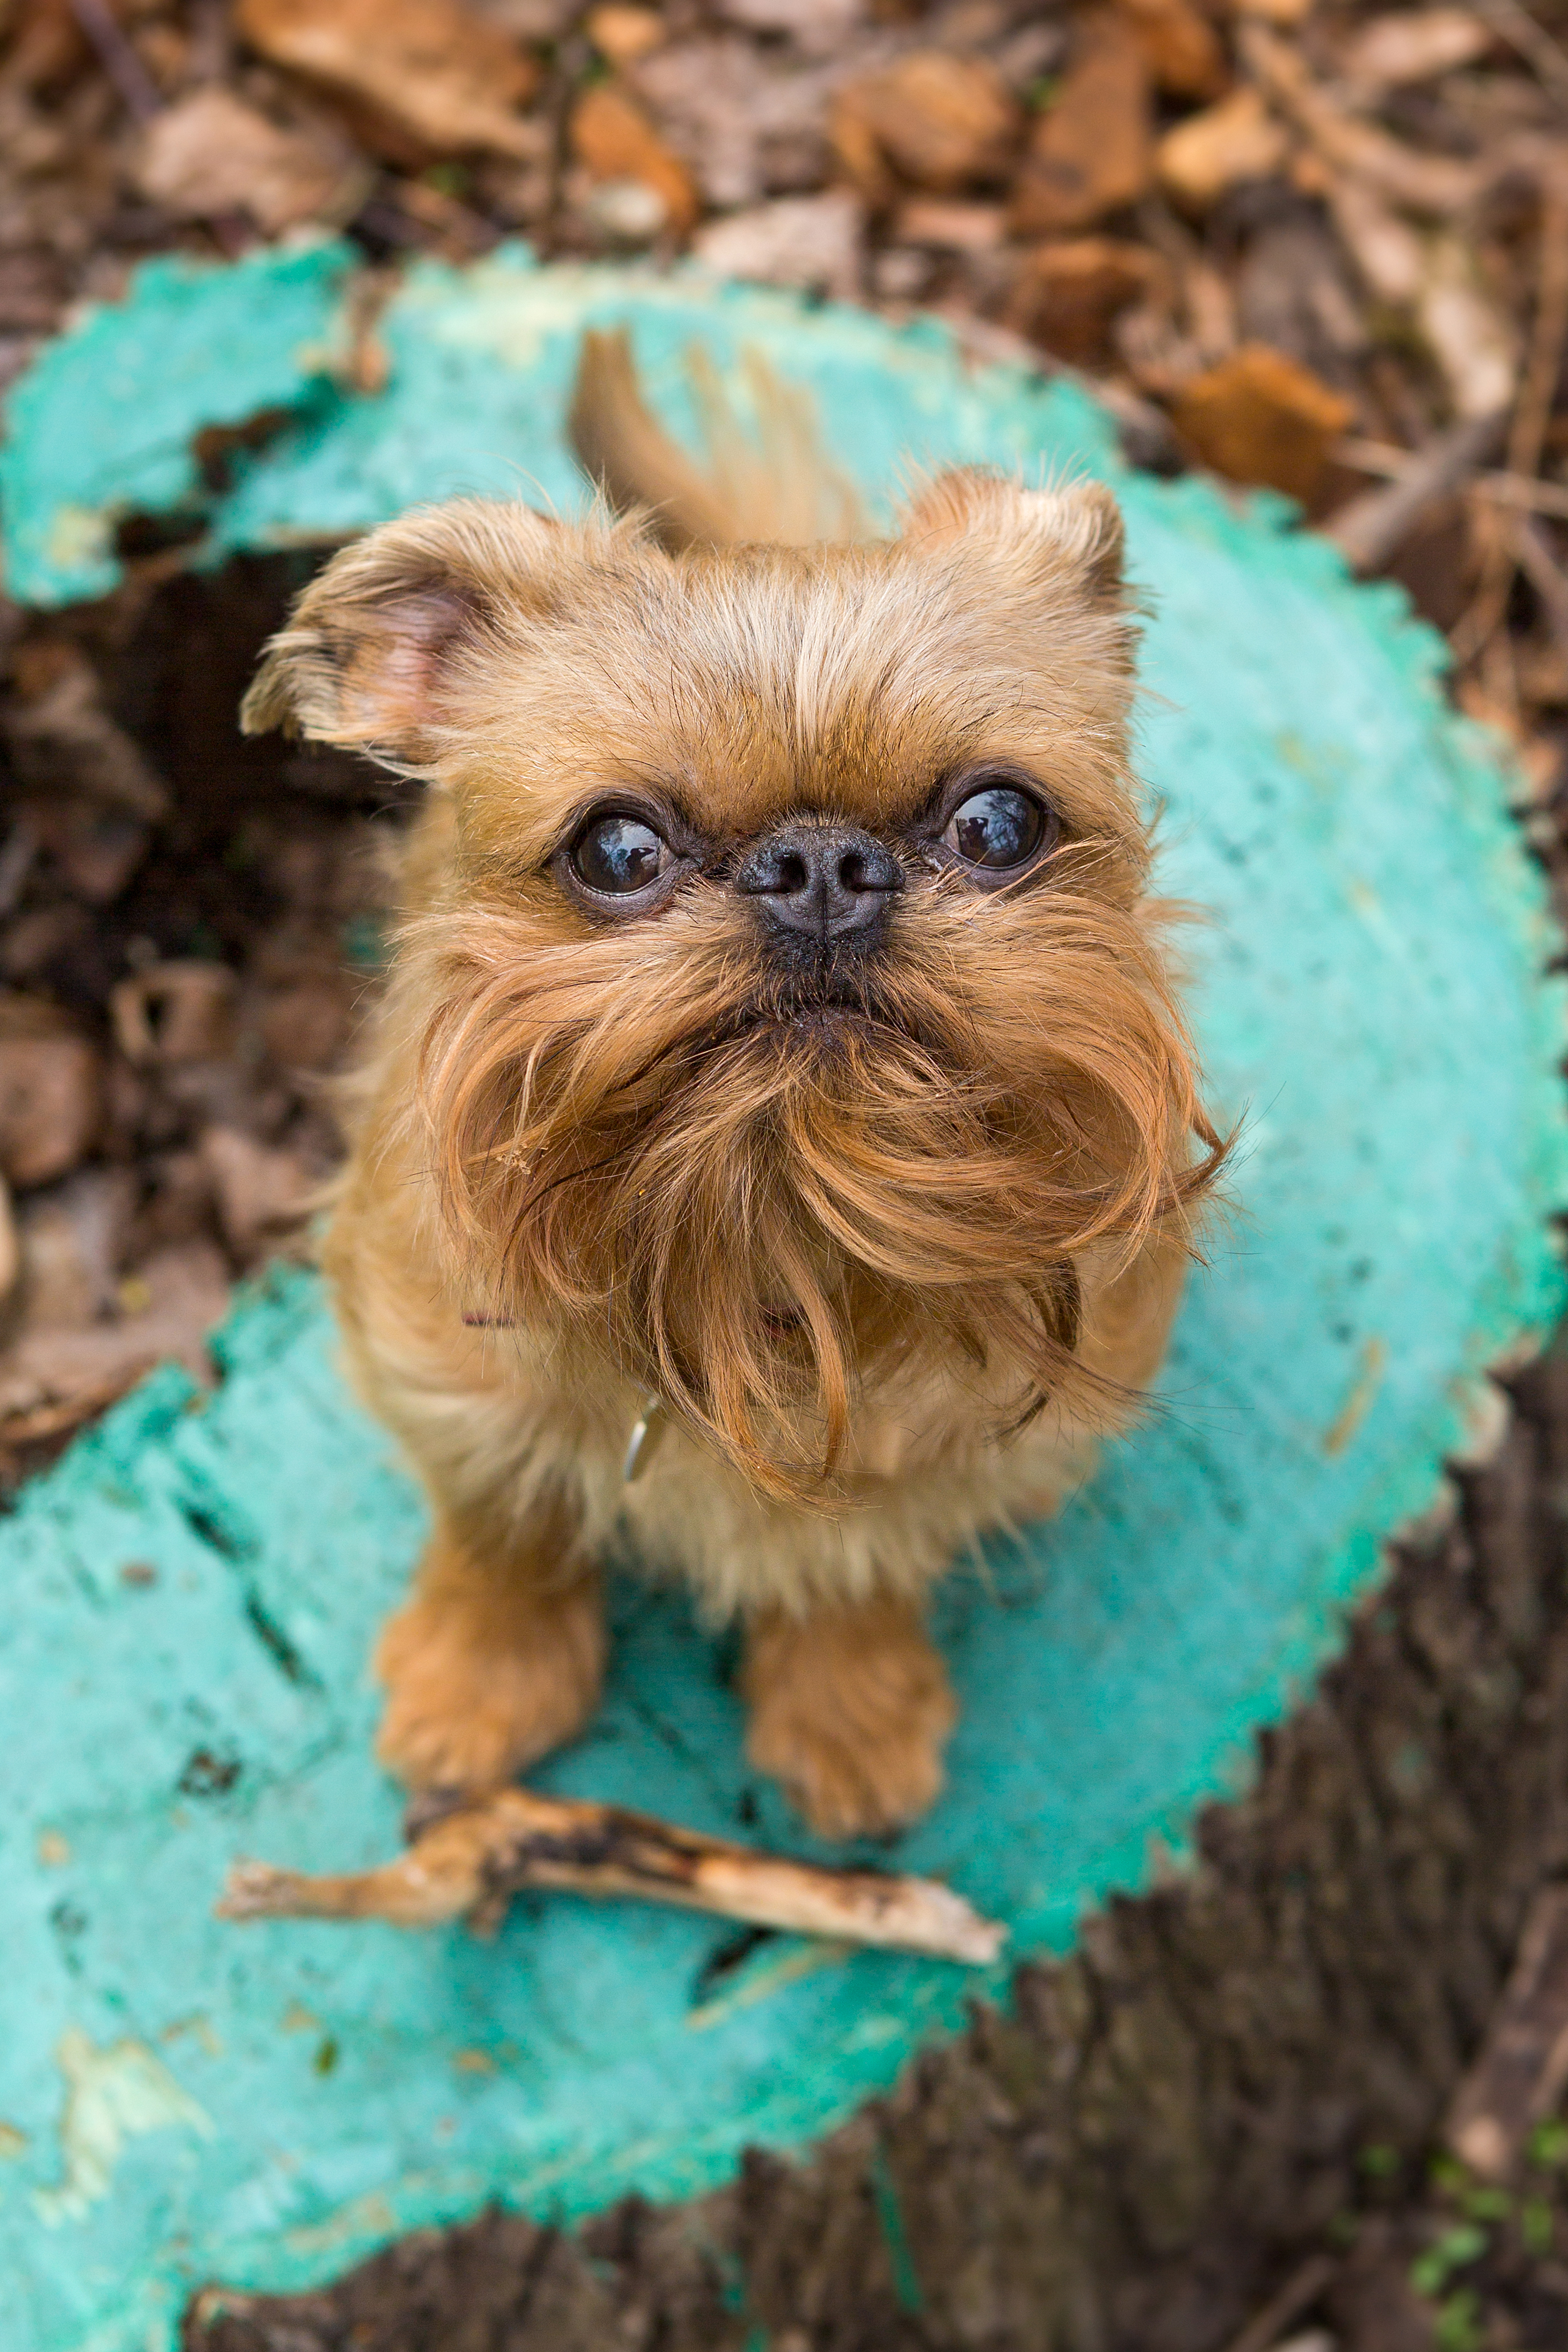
241 333 1226 1835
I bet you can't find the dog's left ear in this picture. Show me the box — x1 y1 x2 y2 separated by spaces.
241 498 561 768
901 469 1126 609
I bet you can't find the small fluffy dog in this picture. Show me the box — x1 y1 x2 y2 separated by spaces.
242 333 1225 1839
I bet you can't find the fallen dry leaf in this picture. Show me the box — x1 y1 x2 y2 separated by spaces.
831 53 1022 200
199 1126 314 1257
1173 343 1355 503
236 0 541 163
716 0 863 56
0 1002 101 1191
4 641 168 822
1328 175 1426 306
111 963 237 1068
693 191 863 300
0 1238 230 1419
628 37 839 212
894 197 1006 252
1010 11 1154 238
570 81 700 236
1006 237 1160 365
1418 232 1518 420
1340 6 1491 87
134 88 352 236
258 976 352 1074
585 3 665 68
1115 0 1228 99
14 1170 133 1334
1157 86 1290 212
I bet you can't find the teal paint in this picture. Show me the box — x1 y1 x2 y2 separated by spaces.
0 251 1562 2351
0 241 353 608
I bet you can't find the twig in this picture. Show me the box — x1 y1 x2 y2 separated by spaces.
218 1784 1007 1966
1476 0 1568 108
1240 22 1483 217
1339 447 1568 523
1511 512 1568 655
65 0 162 122
1219 2254 1337 2352
1446 1883 1568 2178
1325 410 1508 574
1451 182 1568 666
1507 175 1568 497
1479 473 1568 521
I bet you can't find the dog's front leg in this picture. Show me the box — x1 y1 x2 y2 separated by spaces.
373 1505 605 1795
740 1595 956 1841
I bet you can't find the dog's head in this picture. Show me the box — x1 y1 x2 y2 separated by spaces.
245 471 1224 1498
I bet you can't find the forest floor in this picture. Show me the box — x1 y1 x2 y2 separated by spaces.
2 0 1568 2343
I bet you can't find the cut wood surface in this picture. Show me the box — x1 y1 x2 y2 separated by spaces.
193 1347 1568 2352
219 1785 1006 1966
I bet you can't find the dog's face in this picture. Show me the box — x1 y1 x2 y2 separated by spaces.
246 473 1222 1496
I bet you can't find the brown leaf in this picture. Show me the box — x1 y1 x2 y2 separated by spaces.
569 81 700 236
13 1169 133 1334
1006 237 1161 364
3 0 90 94
1172 343 1355 502
0 1238 230 1419
1157 85 1289 212
717 0 864 53
692 191 863 299
135 88 353 236
629 35 839 212
21 801 148 906
1009 12 1154 238
1339 6 1491 88
236 0 541 163
198 1126 313 1257
3 641 168 822
585 3 666 67
893 197 1006 252
1115 0 1229 99
0 1001 101 1191
258 977 352 1075
831 52 1023 199
110 963 237 1068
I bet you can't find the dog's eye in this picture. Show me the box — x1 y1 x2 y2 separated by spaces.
943 786 1045 870
571 813 669 895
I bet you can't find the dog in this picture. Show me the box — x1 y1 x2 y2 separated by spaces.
241 330 1225 1840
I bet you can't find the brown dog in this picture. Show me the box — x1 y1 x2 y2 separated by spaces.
242 333 1225 1839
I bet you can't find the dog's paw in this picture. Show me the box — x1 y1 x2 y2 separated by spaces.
742 1598 956 1841
374 1569 604 1793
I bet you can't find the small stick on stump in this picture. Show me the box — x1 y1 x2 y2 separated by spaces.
217 1785 1006 1967
1445 1883 1568 2178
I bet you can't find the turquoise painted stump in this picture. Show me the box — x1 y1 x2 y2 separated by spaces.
2 245 1566 2352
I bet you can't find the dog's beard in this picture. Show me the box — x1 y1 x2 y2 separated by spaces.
403 868 1223 1502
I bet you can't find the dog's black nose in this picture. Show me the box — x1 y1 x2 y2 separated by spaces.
735 823 902 946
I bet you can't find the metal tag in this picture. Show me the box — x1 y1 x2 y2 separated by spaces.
622 1394 668 1484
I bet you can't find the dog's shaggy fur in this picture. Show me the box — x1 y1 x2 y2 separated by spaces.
242 335 1225 1837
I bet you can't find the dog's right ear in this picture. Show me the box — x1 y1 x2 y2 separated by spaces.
240 498 560 768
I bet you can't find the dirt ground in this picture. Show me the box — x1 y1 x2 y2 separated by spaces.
2 0 1568 2343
